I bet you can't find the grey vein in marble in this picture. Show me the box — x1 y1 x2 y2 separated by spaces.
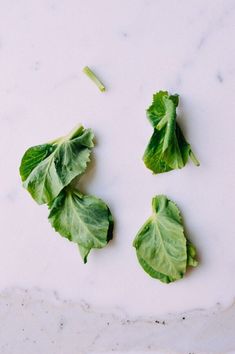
0 288 235 354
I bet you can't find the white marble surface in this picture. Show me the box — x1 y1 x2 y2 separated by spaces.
1 0 235 352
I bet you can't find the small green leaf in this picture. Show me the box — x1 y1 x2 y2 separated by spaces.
19 125 94 204
133 195 198 283
143 91 199 174
48 188 113 262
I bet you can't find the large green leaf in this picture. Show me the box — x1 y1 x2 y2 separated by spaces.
133 195 198 283
19 125 94 204
143 91 199 174
48 188 113 262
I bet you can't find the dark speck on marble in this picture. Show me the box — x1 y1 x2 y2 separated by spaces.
59 320 64 330
155 319 166 325
216 72 223 83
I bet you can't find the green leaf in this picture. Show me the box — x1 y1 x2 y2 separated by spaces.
143 91 199 174
133 195 198 283
19 125 94 205
48 188 113 262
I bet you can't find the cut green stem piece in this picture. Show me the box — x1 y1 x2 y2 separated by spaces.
189 149 200 166
83 66 106 92
48 124 83 145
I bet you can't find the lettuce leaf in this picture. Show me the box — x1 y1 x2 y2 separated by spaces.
48 188 113 263
143 91 199 174
19 125 94 205
133 195 198 283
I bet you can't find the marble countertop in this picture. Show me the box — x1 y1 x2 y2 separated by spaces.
1 0 235 353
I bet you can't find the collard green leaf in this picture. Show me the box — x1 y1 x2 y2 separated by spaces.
133 195 198 283
19 125 94 205
48 188 113 262
143 91 199 174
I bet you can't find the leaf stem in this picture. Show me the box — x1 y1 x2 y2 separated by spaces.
66 124 84 140
156 115 167 130
48 124 83 144
189 149 200 166
83 66 106 92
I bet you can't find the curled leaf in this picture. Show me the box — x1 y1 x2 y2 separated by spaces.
143 91 199 174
